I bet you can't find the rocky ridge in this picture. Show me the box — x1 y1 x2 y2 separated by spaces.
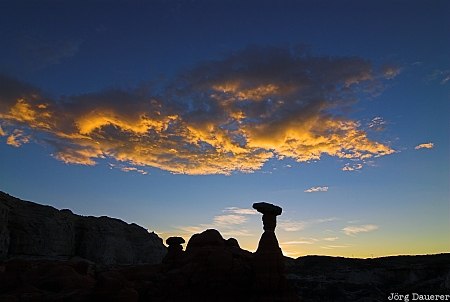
0 191 166 266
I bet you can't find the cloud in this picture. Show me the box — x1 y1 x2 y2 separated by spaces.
279 217 336 232
323 237 339 241
381 65 401 79
278 220 307 232
427 69 450 85
282 238 319 245
415 142 434 150
342 224 378 236
314 217 338 223
221 229 254 237
0 46 395 175
212 207 258 226
342 163 363 171
213 214 248 226
175 205 259 239
6 129 30 147
223 207 258 215
367 116 387 131
304 186 328 193
108 163 148 175
321 245 352 249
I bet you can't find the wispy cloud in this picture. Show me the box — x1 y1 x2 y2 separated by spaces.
415 142 434 150
342 163 363 172
221 229 253 237
279 217 337 232
175 205 259 239
213 214 248 226
0 46 395 175
342 224 379 236
321 244 352 249
381 65 401 79
323 237 339 242
282 238 319 245
223 207 258 215
212 206 258 226
427 69 450 85
278 220 307 232
367 117 387 131
108 163 148 175
304 186 328 193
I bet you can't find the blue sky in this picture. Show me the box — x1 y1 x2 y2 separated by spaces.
0 0 449 257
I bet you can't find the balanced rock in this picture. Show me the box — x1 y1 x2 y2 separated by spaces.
253 202 282 216
163 237 185 265
253 202 282 232
166 236 185 246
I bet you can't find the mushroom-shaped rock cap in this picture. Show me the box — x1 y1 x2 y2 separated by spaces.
166 236 185 246
252 202 282 216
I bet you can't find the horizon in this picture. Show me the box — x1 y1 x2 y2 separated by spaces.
0 0 449 259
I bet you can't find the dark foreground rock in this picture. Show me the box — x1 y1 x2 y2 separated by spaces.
1 252 449 301
0 228 300 302
0 191 166 266
286 254 450 302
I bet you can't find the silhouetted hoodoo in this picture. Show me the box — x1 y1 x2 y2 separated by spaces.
253 202 289 300
163 236 185 266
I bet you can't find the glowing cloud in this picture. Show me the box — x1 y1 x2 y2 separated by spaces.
342 224 379 236
304 186 328 193
415 142 434 150
6 129 30 147
0 47 395 175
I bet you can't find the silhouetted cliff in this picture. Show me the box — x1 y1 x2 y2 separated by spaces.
0 191 166 265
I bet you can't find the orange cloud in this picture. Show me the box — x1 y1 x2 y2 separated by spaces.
0 47 396 174
6 129 30 147
415 142 434 150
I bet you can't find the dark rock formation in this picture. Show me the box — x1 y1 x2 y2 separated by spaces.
0 191 166 266
162 236 185 266
158 229 257 301
253 202 287 299
286 254 450 302
1 225 448 301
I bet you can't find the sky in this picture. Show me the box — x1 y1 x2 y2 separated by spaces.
0 0 449 258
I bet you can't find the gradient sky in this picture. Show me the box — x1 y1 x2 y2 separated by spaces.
0 0 449 258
